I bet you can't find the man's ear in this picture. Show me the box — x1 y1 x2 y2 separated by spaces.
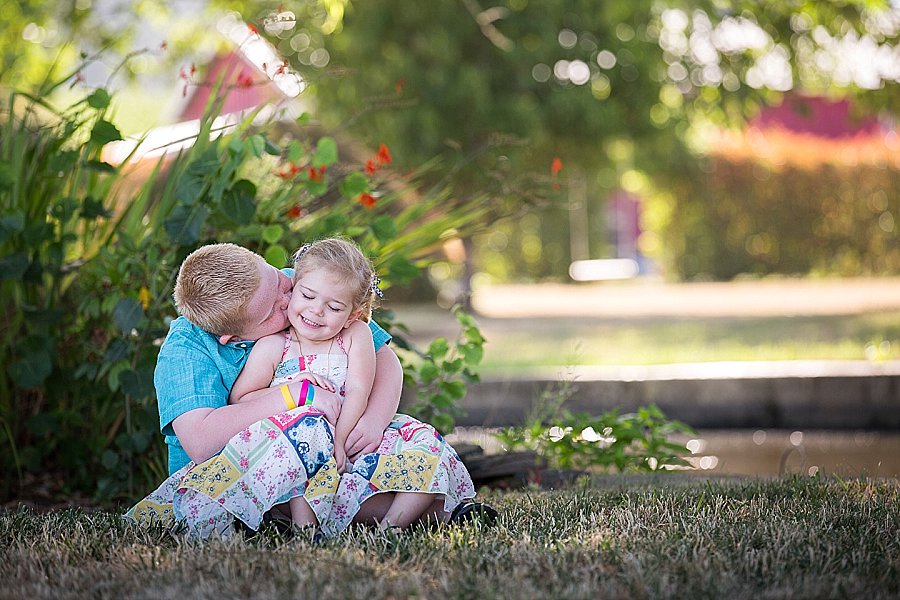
219 333 240 345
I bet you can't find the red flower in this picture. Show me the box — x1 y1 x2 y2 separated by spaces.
286 204 304 218
358 193 377 208
376 143 392 165
247 23 259 35
551 157 563 178
236 70 254 89
365 159 378 175
276 162 301 179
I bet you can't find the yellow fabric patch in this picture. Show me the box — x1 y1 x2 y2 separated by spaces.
180 455 241 498
370 452 439 491
130 500 176 527
305 458 339 499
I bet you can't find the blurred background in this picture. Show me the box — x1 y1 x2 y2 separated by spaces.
2 0 899 501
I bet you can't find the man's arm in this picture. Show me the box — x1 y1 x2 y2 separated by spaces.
173 381 341 464
345 344 402 460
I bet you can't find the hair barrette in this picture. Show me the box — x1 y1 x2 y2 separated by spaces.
371 274 384 298
293 243 313 263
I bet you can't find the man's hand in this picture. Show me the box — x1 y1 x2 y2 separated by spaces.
344 414 387 461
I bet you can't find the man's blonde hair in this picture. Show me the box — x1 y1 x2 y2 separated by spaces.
173 243 262 336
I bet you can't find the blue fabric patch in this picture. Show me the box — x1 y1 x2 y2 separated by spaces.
350 453 380 479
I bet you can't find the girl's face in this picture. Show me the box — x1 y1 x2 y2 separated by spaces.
288 268 359 343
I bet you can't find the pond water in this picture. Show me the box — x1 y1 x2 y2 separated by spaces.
447 428 900 479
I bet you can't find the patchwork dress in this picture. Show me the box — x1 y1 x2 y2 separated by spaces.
270 332 476 537
126 332 475 538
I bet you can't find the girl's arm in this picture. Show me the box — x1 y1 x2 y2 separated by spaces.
333 321 376 471
229 334 283 403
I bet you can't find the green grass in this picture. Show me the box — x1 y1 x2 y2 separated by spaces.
3 476 899 599
469 312 900 373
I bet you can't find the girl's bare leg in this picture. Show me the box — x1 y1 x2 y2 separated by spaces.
379 492 445 529
288 496 318 527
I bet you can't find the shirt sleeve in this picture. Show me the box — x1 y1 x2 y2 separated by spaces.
154 325 230 437
368 319 392 351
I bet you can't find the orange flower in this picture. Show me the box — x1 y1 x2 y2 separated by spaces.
286 204 304 219
551 157 563 177
376 144 392 165
359 193 377 208
365 159 378 175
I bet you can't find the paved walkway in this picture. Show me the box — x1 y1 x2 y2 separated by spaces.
469 276 900 318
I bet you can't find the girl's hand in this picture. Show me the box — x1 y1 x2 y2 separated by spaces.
334 445 347 474
301 372 335 392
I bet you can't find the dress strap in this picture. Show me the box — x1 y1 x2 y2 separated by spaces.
281 330 293 360
336 333 348 355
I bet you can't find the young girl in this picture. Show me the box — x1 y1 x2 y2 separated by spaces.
229 238 378 530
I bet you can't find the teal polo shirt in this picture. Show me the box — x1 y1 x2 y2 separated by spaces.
155 271 391 474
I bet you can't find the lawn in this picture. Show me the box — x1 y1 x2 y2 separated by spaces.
397 308 900 374
3 476 898 599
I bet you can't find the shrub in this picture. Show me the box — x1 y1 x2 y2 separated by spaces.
645 155 900 280
0 63 495 503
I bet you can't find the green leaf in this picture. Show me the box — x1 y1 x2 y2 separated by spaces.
80 196 113 220
370 215 398 242
287 140 304 163
387 255 421 283
0 253 29 281
0 212 25 244
419 362 439 383
264 244 289 268
89 119 123 145
296 112 311 125
262 224 284 244
8 338 53 388
0 161 14 190
220 179 257 225
174 175 205 206
164 203 209 244
427 337 450 360
119 368 155 399
247 134 266 158
101 450 119 469
313 136 338 166
113 297 143 334
339 172 370 199
48 150 78 174
86 88 111 109
84 159 116 173
460 344 484 365
440 380 466 399
264 139 281 156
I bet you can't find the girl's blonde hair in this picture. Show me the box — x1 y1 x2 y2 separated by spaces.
292 238 378 321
